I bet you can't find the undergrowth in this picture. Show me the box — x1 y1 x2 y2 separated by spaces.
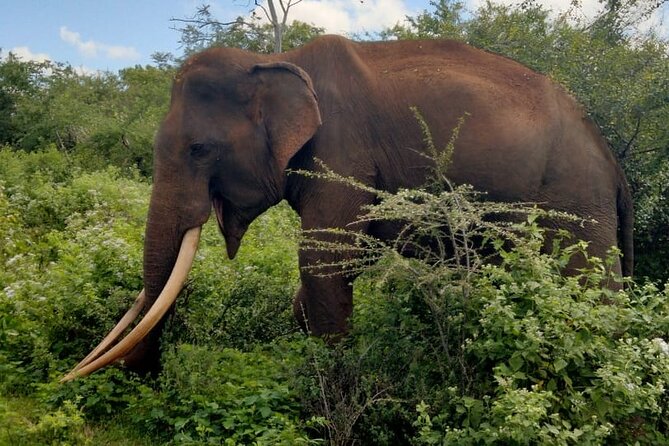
1 132 668 445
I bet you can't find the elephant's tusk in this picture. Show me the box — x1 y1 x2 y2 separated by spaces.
60 227 201 383
68 289 147 374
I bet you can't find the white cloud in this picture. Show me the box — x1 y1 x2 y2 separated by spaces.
72 65 101 76
0 46 102 76
465 0 603 18
4 46 51 63
251 0 411 34
60 26 96 56
286 0 355 33
349 0 411 31
59 26 140 60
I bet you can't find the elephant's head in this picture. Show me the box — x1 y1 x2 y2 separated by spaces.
61 51 321 381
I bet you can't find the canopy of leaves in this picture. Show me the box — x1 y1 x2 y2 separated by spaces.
0 55 173 175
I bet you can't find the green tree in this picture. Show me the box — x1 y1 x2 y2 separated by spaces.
0 52 53 147
69 65 173 175
380 0 467 41
0 53 173 174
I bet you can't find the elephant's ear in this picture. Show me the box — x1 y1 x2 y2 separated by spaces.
251 62 322 172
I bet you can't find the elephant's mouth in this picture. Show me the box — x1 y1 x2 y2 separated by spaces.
211 192 248 260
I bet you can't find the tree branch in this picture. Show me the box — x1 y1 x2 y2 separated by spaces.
255 0 273 24
628 146 667 158
170 17 245 28
620 114 642 160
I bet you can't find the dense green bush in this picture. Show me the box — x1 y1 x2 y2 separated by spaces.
0 146 301 385
36 344 321 445
126 344 319 445
345 242 669 445
295 219 669 445
0 396 90 446
0 147 149 388
0 147 309 443
0 55 172 174
2 141 669 445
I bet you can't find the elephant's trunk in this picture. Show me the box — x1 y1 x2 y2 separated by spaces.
118 197 198 372
142 198 186 309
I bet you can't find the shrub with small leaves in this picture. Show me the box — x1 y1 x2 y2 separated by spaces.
296 136 669 444
126 344 321 445
0 396 90 446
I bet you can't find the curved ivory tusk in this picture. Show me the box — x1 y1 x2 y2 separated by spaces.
61 227 201 383
69 290 147 374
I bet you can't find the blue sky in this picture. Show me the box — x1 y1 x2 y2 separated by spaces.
2 0 199 72
1 0 667 73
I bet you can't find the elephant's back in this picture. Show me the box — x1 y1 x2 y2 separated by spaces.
358 39 546 98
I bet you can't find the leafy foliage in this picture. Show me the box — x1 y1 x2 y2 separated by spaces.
0 147 149 388
0 395 91 446
126 344 319 445
0 148 313 444
0 57 172 174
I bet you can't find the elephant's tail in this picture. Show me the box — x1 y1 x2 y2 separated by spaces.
617 176 634 277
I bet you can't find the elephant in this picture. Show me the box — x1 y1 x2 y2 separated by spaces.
62 35 633 381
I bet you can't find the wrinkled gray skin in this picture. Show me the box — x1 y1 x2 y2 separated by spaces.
122 35 633 373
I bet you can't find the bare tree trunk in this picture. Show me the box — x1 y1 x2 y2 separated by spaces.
266 0 283 53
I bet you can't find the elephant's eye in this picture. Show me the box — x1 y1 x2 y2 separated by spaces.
189 143 209 158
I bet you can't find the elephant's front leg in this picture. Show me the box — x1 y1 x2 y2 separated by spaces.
291 178 376 336
292 223 365 336
293 271 354 336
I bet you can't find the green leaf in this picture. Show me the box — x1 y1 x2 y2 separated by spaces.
509 354 524 372
553 358 568 373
